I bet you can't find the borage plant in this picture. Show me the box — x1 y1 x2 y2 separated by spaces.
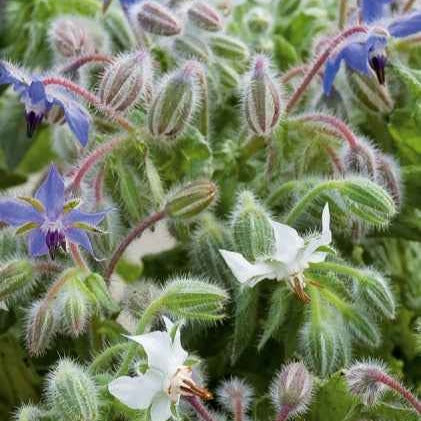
0 0 420 420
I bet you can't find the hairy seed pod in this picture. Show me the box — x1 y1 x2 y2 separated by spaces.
0 258 34 303
187 1 223 32
217 378 254 415
147 61 203 140
243 55 282 136
165 180 217 219
231 190 274 261
26 300 58 356
14 404 44 421
47 359 99 421
174 35 211 62
341 138 378 179
270 362 313 418
49 16 109 58
375 153 402 208
210 35 249 61
99 50 153 112
132 1 182 36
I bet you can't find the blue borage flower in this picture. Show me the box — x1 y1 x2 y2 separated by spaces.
361 0 392 24
324 12 421 95
0 165 107 259
0 61 91 146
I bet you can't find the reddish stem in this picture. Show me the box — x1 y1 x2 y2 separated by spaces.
184 396 217 421
104 210 166 282
280 65 308 85
42 77 134 132
295 113 359 148
377 372 421 414
68 135 126 191
285 25 368 113
403 0 416 12
58 54 113 74
70 243 88 270
276 405 292 421
324 144 345 174
94 167 106 205
233 395 243 421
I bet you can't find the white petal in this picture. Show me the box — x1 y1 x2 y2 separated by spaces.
0 301 7 311
150 393 173 421
127 331 174 372
162 316 174 333
271 221 304 264
219 249 278 286
108 372 162 409
172 326 188 369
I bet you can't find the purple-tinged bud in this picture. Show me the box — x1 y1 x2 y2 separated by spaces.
132 1 182 36
344 360 389 406
147 61 203 140
210 34 249 61
99 50 153 112
217 378 254 418
243 55 282 136
270 362 313 420
187 1 223 32
341 138 378 180
375 153 402 207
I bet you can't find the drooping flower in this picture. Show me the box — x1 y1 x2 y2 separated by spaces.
0 165 107 259
0 61 90 146
220 204 331 302
323 12 421 95
361 0 392 24
108 318 212 421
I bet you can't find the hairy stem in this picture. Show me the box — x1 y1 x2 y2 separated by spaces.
68 135 127 191
276 404 292 421
58 54 113 74
69 243 88 270
94 166 106 205
233 395 244 421
281 65 308 85
42 77 135 132
285 25 368 113
185 396 217 421
403 0 416 13
105 210 167 282
89 343 127 373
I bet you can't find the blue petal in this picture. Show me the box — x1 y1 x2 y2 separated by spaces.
53 95 91 147
63 209 108 227
65 227 94 254
35 165 65 220
0 61 25 88
361 0 392 24
27 81 48 105
28 228 48 257
324 41 370 95
0 200 43 226
388 12 421 38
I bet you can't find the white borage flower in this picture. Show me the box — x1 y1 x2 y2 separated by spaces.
220 204 331 302
108 317 212 421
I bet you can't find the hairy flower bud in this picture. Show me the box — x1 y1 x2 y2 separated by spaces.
132 1 182 36
47 359 99 421
213 61 240 89
123 280 161 317
344 360 389 406
0 258 34 303
270 362 313 419
187 1 223 32
245 7 272 33
165 180 217 219
98 50 153 112
174 35 211 62
341 139 378 179
85 273 118 314
210 35 249 61
217 378 254 416
375 153 402 207
243 55 282 136
14 405 44 421
231 191 274 261
147 61 203 140
26 300 58 356
49 16 109 58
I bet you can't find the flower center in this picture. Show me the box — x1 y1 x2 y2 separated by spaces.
288 273 311 303
167 366 213 402
368 54 387 85
25 110 45 138
45 228 66 260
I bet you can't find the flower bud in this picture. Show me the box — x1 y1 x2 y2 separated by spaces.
346 308 380 347
98 50 153 112
85 273 118 314
210 35 249 61
132 1 182 36
174 35 211 62
245 7 272 33
217 378 254 416
14 405 44 421
0 258 34 303
147 61 202 140
47 359 99 421
243 55 282 136
270 362 313 419
49 16 109 58
344 360 389 406
341 138 378 179
165 180 217 219
123 279 161 317
26 299 58 356
375 153 402 208
187 1 223 32
231 190 274 261
213 61 240 89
